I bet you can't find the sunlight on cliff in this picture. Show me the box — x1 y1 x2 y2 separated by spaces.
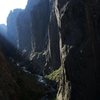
0 0 28 25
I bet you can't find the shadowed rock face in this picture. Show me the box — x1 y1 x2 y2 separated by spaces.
45 0 61 73
7 9 22 48
25 0 40 11
17 10 32 53
0 33 55 100
54 0 100 100
0 24 7 37
0 47 19 100
31 0 50 52
16 0 50 55
16 0 51 75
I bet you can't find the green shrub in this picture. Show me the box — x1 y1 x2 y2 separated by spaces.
45 67 63 82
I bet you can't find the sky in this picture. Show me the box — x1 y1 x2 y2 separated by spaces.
0 0 28 25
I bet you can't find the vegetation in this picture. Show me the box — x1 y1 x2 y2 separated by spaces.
45 67 63 82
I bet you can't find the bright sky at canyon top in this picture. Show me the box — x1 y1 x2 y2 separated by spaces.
0 0 28 25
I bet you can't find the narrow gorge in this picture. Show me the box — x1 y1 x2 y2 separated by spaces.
0 0 100 100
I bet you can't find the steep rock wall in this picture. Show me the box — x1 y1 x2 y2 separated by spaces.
54 0 100 100
7 9 22 48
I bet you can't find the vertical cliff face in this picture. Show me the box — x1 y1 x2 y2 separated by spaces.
7 9 22 48
17 10 32 53
25 0 40 11
16 0 54 75
16 0 50 56
54 0 100 100
31 0 50 52
46 0 61 72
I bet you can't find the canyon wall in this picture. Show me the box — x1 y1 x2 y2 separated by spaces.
6 0 100 100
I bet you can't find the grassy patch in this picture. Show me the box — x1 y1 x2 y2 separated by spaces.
45 67 63 82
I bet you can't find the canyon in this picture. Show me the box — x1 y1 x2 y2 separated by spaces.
0 0 100 100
